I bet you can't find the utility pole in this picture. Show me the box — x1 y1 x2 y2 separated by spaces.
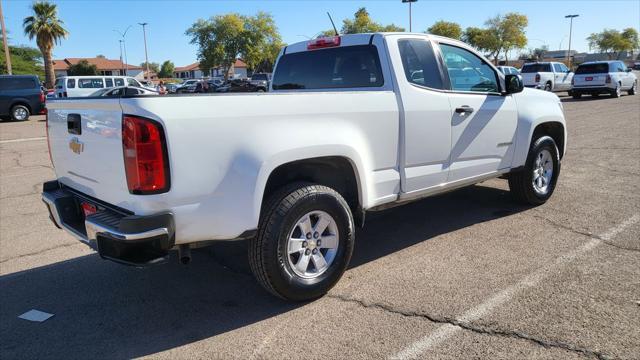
118 40 124 75
565 14 579 68
113 25 131 75
402 0 418 32
139 22 150 81
0 0 12 75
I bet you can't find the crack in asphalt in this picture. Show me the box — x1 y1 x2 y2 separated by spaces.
530 214 640 253
0 242 82 264
327 294 611 360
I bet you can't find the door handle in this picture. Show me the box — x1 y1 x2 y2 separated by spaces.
455 106 474 114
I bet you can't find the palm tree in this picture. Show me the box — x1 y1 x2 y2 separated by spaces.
23 1 68 88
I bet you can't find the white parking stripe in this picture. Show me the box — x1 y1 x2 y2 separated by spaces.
0 137 46 144
391 214 640 360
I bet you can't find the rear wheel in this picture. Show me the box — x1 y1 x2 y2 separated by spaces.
629 81 637 95
249 183 355 301
611 83 622 98
508 136 560 205
544 82 552 92
11 104 30 121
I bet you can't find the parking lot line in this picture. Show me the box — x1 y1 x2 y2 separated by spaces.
391 214 640 360
0 137 46 144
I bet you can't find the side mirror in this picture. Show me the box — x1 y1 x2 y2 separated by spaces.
504 74 524 94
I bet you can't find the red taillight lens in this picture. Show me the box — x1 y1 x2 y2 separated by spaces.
535 74 540 82
40 91 46 103
605 75 611 84
307 36 341 50
122 115 169 194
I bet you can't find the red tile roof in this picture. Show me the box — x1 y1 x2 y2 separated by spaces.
52 58 142 71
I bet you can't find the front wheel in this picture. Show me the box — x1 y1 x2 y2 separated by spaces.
508 136 560 205
249 183 355 301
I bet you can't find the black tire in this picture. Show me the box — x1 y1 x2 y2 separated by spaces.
249 183 355 301
10 104 30 121
544 82 552 92
508 135 561 205
629 81 637 95
611 83 621 98
572 92 581 99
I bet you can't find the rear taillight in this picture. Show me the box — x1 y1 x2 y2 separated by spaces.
39 91 46 103
535 74 540 82
122 115 170 194
605 75 611 84
307 36 341 50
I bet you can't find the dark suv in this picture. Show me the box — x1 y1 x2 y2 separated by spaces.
0 75 46 121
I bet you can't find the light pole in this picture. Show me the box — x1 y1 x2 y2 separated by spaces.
118 40 124 75
565 14 579 68
402 0 418 32
113 25 131 75
139 22 150 81
0 0 12 75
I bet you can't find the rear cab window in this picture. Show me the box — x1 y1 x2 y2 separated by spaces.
0 77 37 90
272 45 384 90
521 63 552 73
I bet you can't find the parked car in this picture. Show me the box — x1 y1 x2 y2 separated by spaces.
520 62 573 92
249 73 270 91
632 62 640 70
165 83 179 93
54 76 148 98
89 86 158 97
175 79 199 93
570 61 637 99
216 79 263 92
497 66 519 75
43 33 566 301
0 75 46 121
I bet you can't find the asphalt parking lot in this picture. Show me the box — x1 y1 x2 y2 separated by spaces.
1 91 639 359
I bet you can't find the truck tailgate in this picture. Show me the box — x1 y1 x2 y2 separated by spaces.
46 99 127 202
521 73 538 86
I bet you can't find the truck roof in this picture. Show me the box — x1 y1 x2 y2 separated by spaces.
282 32 467 54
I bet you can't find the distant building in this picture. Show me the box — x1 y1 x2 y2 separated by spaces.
173 59 248 79
53 58 143 78
573 51 637 64
543 50 578 59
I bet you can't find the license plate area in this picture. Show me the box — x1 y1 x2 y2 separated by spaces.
585 77 593 81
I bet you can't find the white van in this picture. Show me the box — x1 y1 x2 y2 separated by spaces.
54 76 148 98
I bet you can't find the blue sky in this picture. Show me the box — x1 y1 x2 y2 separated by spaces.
3 0 639 67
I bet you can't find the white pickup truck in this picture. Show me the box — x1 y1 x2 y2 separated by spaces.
521 61 574 92
42 33 567 301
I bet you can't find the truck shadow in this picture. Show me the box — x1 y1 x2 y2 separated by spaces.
0 183 530 359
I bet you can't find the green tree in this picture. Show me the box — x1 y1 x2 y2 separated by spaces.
0 39 45 78
186 12 282 79
140 61 160 74
158 60 175 78
96 54 106 58
320 7 404 36
22 1 68 88
463 13 528 64
588 28 640 59
427 20 462 40
67 59 97 75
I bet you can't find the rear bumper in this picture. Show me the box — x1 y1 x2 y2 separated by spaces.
570 86 614 94
42 180 175 266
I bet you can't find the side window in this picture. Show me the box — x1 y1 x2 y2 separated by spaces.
125 87 140 96
617 62 626 72
78 78 104 88
105 78 114 87
553 63 563 72
67 79 76 88
438 43 499 93
398 39 444 89
115 78 125 87
127 78 139 87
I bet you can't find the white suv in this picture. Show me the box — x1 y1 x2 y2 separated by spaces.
570 61 637 99
521 62 573 92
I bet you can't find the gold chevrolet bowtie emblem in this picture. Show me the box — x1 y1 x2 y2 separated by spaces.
69 137 84 154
